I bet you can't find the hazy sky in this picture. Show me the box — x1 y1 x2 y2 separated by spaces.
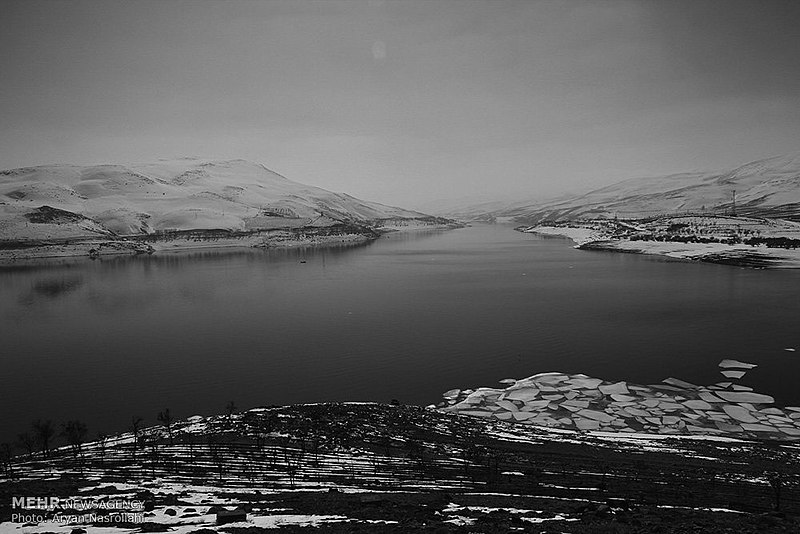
1 0 799 208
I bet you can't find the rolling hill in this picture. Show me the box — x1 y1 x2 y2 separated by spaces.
448 153 800 224
0 158 441 244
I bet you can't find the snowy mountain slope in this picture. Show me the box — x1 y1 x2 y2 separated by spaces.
0 158 431 241
452 153 800 223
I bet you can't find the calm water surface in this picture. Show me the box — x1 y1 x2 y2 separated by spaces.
2 224 799 441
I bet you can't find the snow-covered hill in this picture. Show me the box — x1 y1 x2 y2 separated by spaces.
450 153 800 224
0 158 432 241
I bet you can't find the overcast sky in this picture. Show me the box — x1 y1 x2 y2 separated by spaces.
1 0 799 208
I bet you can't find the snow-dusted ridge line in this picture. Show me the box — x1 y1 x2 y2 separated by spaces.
0 158 460 261
449 152 800 223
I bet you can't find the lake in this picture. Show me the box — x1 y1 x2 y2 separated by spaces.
2 224 799 443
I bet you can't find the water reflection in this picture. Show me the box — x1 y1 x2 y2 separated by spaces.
3 240 385 311
31 276 84 298
0 239 379 273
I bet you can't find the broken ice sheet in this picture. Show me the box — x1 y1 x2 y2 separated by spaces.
721 370 747 379
716 391 774 404
663 377 699 389
439 368 798 440
722 405 759 423
598 382 629 395
718 359 757 369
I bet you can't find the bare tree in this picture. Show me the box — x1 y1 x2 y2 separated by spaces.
130 416 144 456
98 433 108 466
17 433 35 457
32 420 55 458
0 443 12 477
61 420 88 459
767 472 784 511
207 435 223 481
157 409 174 445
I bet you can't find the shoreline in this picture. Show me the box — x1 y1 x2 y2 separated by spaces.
0 220 462 264
520 220 800 268
579 239 800 269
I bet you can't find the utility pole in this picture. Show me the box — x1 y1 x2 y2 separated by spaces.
731 189 736 217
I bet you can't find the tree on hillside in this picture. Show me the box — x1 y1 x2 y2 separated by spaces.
157 409 174 445
97 433 108 466
130 416 144 457
207 433 227 481
17 432 35 457
767 471 784 511
0 443 12 477
61 420 88 459
32 420 56 458
226 401 237 420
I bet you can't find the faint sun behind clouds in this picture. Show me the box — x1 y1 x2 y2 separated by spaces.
372 40 387 61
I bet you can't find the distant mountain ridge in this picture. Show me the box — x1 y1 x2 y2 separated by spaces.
448 153 800 224
0 158 435 241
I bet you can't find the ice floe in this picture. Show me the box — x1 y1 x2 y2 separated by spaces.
718 359 758 369
437 359 800 440
598 382 629 395
716 391 774 404
721 370 747 379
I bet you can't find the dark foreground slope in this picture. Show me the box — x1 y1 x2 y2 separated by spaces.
2 403 799 533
